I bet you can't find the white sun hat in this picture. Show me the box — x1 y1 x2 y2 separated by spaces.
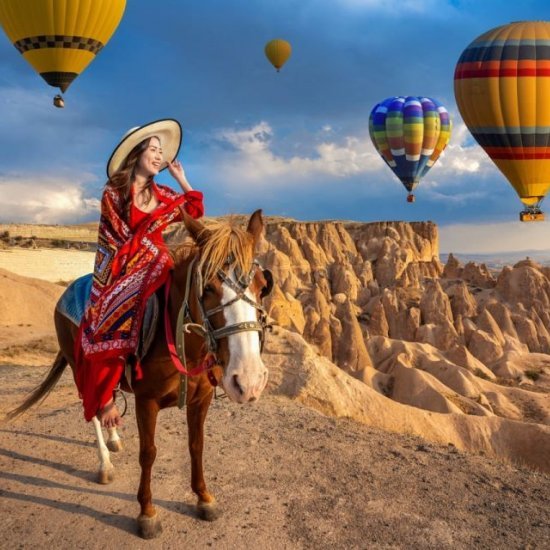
106 118 182 178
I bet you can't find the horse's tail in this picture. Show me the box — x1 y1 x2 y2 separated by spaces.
6 350 68 421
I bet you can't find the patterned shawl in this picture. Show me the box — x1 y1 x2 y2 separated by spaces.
75 182 203 420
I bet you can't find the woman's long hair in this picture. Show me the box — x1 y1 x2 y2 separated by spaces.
107 136 158 222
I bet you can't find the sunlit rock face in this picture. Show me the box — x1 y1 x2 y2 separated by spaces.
256 219 548 373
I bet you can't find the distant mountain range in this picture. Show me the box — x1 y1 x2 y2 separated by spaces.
440 250 550 269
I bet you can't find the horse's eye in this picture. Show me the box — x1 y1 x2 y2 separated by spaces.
204 284 214 294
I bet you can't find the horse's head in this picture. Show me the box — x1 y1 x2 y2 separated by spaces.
182 210 273 403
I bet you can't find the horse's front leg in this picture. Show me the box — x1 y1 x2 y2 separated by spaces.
187 380 218 521
135 398 162 539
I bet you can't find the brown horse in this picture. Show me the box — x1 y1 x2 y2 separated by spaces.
8 210 273 539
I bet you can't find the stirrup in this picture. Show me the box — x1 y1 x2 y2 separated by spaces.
113 385 128 417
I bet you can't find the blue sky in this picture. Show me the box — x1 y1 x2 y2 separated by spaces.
0 0 549 253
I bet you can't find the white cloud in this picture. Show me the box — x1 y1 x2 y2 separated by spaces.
0 173 100 224
417 118 499 203
213 118 499 197
214 121 384 186
440 221 550 254
434 119 495 178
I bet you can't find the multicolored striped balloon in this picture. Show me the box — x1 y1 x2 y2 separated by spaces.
454 21 550 216
369 96 452 201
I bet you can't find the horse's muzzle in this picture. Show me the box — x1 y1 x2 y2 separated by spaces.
222 362 268 403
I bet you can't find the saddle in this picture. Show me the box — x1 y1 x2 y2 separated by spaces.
56 273 159 361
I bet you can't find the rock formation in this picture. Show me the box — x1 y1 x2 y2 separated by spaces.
249 218 550 455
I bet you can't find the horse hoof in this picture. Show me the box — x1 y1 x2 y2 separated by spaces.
107 439 123 452
97 468 115 485
137 513 162 539
197 500 219 522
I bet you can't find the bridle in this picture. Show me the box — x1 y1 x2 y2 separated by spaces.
165 255 272 389
184 255 271 354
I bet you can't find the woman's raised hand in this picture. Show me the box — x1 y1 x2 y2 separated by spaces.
167 159 186 181
167 159 193 192
168 159 193 193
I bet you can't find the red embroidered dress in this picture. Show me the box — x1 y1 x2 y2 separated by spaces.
75 182 204 421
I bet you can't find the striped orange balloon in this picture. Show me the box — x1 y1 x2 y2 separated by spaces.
454 21 550 219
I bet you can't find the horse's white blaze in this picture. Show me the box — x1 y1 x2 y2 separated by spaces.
220 273 268 403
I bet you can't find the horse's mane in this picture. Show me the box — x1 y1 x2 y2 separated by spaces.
170 218 254 283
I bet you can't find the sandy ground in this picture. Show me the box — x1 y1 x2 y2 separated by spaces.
0 249 94 283
0 353 549 549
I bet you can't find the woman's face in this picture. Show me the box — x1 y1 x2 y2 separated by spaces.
136 136 163 177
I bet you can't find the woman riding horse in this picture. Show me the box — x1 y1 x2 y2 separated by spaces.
8 209 273 539
76 119 204 428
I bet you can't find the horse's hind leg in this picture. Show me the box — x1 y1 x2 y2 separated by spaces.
91 417 115 484
135 398 162 539
107 427 123 452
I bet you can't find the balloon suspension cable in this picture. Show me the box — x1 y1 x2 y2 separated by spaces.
523 198 544 214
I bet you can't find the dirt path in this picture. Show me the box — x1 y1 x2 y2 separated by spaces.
0 362 549 550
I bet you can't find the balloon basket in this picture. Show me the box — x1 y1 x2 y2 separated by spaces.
406 194 415 203
53 94 65 108
520 210 545 222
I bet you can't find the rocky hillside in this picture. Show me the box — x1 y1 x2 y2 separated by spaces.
246 219 548 470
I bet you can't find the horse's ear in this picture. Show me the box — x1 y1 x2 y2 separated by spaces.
183 212 211 247
247 209 264 242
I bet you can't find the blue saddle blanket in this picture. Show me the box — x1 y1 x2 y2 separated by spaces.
56 274 159 360
57 274 93 326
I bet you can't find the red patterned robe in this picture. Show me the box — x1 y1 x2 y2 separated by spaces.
75 182 204 421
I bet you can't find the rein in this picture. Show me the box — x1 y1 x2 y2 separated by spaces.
164 269 218 384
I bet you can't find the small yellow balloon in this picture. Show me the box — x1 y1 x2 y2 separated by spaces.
265 39 291 72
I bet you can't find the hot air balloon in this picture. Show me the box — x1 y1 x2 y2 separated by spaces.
455 21 550 222
265 39 291 72
369 96 452 202
0 0 126 108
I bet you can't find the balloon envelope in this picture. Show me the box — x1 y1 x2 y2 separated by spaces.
0 0 126 93
265 39 291 71
454 21 550 209
369 96 452 194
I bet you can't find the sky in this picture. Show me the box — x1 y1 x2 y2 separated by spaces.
0 0 549 254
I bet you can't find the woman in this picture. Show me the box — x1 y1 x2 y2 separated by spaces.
75 119 204 428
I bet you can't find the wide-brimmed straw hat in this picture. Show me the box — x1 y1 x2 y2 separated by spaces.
106 118 182 178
